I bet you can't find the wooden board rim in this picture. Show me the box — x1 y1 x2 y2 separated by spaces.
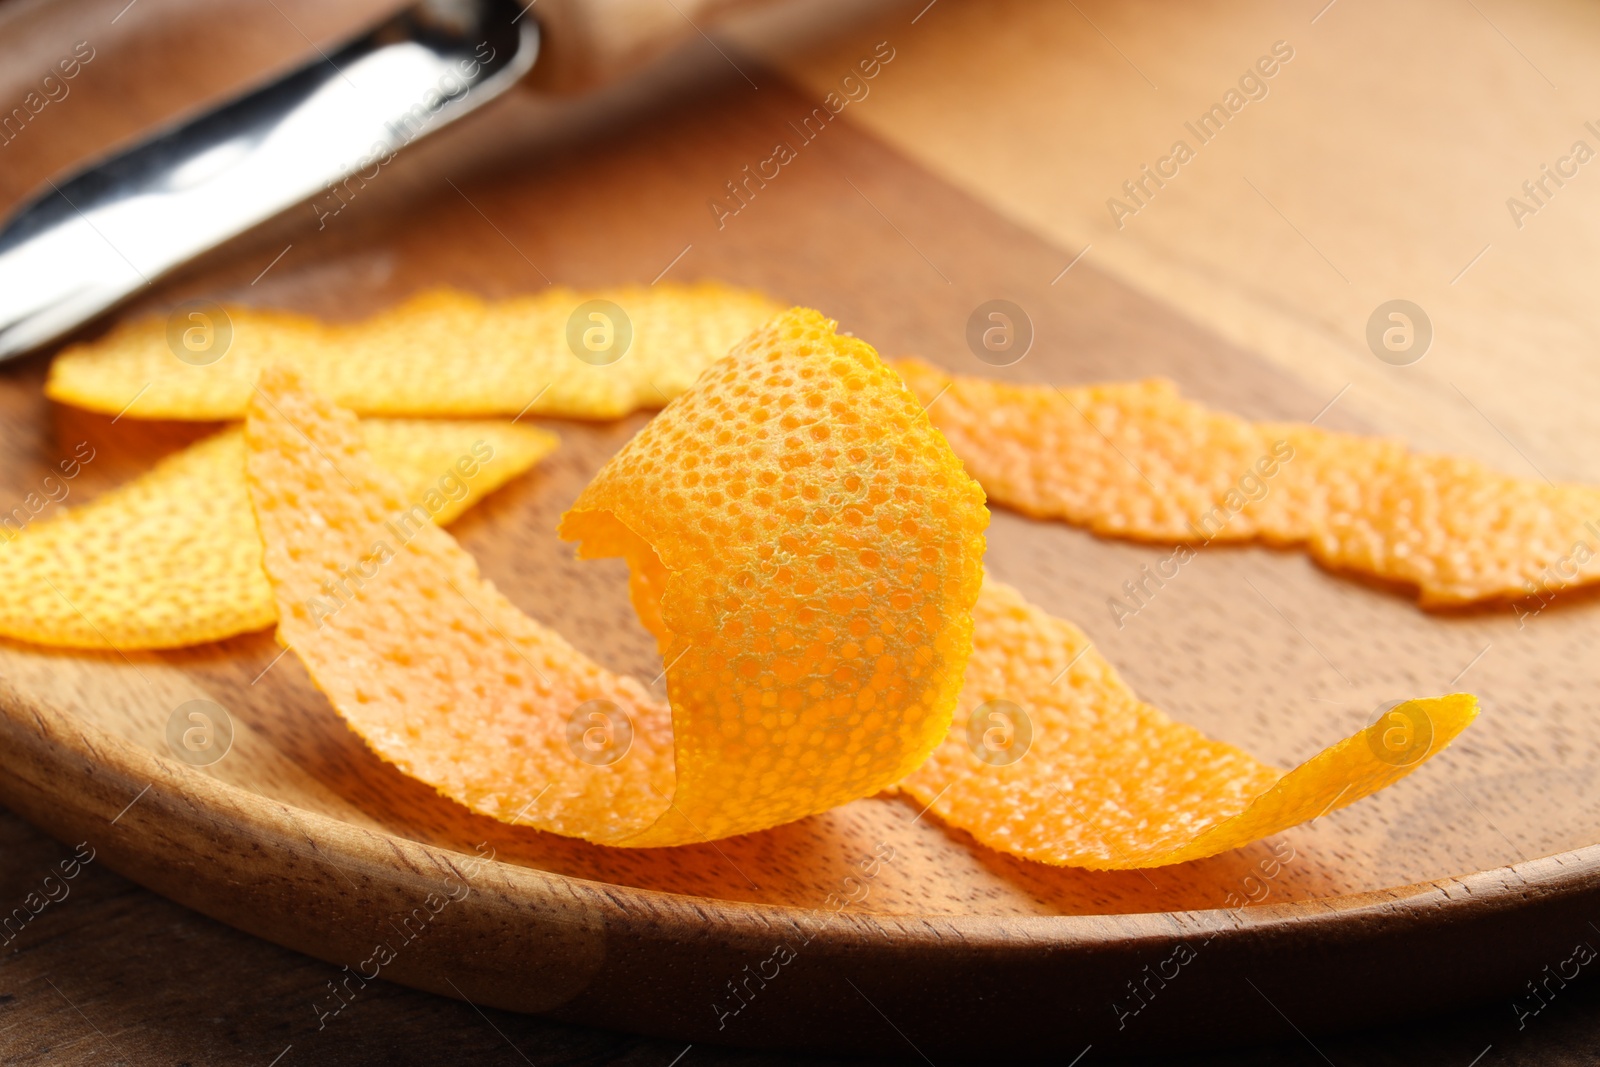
3 671 1595 1057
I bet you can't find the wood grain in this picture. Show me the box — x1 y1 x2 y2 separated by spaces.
5 803 1597 1065
0 0 1595 1058
751 0 1600 478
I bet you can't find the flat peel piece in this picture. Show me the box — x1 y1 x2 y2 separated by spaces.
47 282 784 422
902 579 1476 868
247 307 988 846
898 359 1598 605
0 419 554 651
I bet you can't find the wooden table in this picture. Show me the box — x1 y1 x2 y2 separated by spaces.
3 0 1598 1062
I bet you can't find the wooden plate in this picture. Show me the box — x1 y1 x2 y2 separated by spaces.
1 53 1595 1059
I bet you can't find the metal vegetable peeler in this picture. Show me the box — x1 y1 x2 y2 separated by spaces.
0 0 753 361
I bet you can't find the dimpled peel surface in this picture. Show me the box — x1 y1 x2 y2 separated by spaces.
48 283 784 421
246 367 675 842
560 308 990 845
902 579 1478 868
897 359 1598 605
0 419 553 650
247 307 988 847
238 336 1467 863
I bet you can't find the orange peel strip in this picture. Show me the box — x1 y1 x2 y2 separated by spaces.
244 308 989 846
0 419 554 650
902 578 1477 868
47 282 784 422
898 359 1595 606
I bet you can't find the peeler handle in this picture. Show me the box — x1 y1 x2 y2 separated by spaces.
529 0 765 92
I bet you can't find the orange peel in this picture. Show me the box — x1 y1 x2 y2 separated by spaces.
898 359 1597 605
239 325 1469 863
46 282 784 422
245 308 989 846
0 419 554 650
902 578 1477 868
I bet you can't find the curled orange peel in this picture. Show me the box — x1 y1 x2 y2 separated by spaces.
901 579 1476 868
898 359 1594 606
236 314 1470 863
244 308 990 846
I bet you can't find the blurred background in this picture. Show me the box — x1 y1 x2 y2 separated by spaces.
10 0 1595 472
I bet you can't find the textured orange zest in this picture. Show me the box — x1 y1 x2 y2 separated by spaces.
247 366 675 842
241 336 1468 863
898 359 1594 606
0 419 553 651
47 282 783 421
901 578 1477 868
247 308 989 846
